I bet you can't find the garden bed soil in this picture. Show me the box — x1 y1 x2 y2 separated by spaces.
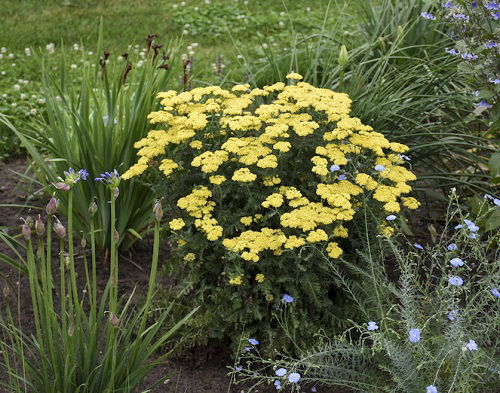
0 158 346 393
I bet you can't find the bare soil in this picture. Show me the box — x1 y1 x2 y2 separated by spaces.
0 158 345 393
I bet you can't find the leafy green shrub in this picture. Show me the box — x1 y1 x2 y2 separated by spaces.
0 171 195 392
5 27 180 250
233 195 500 392
123 74 420 349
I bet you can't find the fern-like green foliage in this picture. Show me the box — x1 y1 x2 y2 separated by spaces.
234 196 500 392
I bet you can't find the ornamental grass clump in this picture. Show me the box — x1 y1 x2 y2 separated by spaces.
123 73 420 348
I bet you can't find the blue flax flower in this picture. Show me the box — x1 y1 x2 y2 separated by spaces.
274 380 282 390
442 1 452 7
374 164 385 172
448 309 458 321
288 372 301 383
275 368 287 376
491 288 500 298
409 328 421 343
248 338 259 345
466 339 478 351
452 13 469 20
337 174 347 181
330 164 340 172
386 215 396 221
413 243 424 250
485 2 499 11
447 243 458 251
450 257 464 267
448 276 463 286
281 294 294 303
367 321 379 331
426 385 438 393
476 100 493 109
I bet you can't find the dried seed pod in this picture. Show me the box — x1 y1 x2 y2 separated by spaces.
153 199 163 222
53 218 66 239
46 195 58 215
35 215 45 237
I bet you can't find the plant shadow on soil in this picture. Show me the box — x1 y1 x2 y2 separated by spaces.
0 158 350 393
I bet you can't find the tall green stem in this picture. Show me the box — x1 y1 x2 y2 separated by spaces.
140 219 160 331
109 189 118 392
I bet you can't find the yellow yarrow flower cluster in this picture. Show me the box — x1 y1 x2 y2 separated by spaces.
123 74 419 278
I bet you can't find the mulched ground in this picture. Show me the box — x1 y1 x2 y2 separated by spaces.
0 158 346 393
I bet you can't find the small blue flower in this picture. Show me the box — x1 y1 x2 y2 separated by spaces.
491 288 500 298
448 309 458 321
78 168 89 180
248 338 259 345
409 328 421 343
367 321 379 331
288 372 301 383
398 154 411 161
450 257 464 267
486 41 497 48
454 224 463 229
470 233 477 239
426 385 438 393
452 13 469 20
468 224 479 232
489 78 500 84
448 276 464 286
311 388 317 392
442 1 452 8
461 53 478 60
282 294 294 303
492 11 500 20
445 48 460 55
485 2 499 11
275 368 287 377
330 164 340 172
243 346 253 352
476 100 493 109
386 215 397 221
447 243 458 251
472 1 477 7
235 365 243 371
274 380 282 390
484 194 494 200
374 164 385 172
413 243 424 250
337 174 347 181
494 198 500 207
421 11 437 20
465 339 478 351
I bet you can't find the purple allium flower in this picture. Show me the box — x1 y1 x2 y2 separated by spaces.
489 78 500 84
409 328 421 343
449 276 464 286
466 339 478 351
330 164 340 172
78 168 89 180
486 41 497 48
448 309 458 321
472 1 477 7
248 338 259 345
450 257 464 267
282 294 294 303
445 48 460 55
447 243 458 251
386 215 397 221
491 288 500 298
288 372 301 383
275 368 287 377
311 388 317 392
461 53 478 60
492 11 500 20
367 321 379 331
337 174 347 181
426 385 438 393
374 164 385 172
421 12 437 20
442 1 453 8
413 243 424 250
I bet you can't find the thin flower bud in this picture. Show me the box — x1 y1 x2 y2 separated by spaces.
35 215 45 237
108 312 119 327
53 218 66 239
338 45 348 68
113 229 120 243
88 200 98 217
64 253 70 270
52 182 70 191
68 323 75 337
3 285 10 299
21 223 31 241
46 195 58 215
153 199 163 222
81 235 86 249
25 216 34 227
113 187 119 199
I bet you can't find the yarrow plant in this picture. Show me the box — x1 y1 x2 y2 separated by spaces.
123 73 420 348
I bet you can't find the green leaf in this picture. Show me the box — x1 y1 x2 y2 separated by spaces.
489 152 500 181
485 209 500 232
127 228 143 240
